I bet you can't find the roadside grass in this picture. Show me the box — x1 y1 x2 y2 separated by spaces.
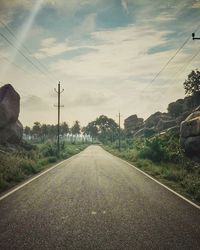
104 136 200 205
0 142 89 193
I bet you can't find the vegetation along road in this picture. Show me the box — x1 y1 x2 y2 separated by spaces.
0 146 199 250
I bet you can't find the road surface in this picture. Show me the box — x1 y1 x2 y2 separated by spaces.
0 146 199 250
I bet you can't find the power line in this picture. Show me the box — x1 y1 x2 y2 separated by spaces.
144 25 200 91
142 44 200 113
149 37 191 86
0 32 54 86
0 55 29 74
0 55 53 87
0 20 57 83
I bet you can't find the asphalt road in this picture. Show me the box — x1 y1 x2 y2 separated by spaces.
0 146 199 250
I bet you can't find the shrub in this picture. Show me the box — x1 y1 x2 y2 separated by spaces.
48 156 57 163
138 137 165 162
163 170 185 182
41 142 57 157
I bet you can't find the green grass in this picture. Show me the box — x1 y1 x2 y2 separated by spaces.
104 139 200 205
0 142 89 193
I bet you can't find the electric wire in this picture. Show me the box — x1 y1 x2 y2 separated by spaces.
0 20 57 83
0 32 54 87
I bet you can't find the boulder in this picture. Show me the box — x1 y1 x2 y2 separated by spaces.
168 100 183 118
0 120 23 144
124 115 144 136
185 111 200 121
156 119 177 132
180 117 200 138
0 84 20 128
180 109 200 156
183 136 200 155
167 126 180 136
176 111 191 125
144 112 172 129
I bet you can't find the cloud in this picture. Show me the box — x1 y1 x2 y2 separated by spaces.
50 25 173 82
0 0 30 25
64 91 114 107
21 95 50 111
33 37 73 59
71 13 97 39
191 1 200 8
121 0 129 14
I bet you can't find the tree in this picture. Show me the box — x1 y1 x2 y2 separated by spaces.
61 122 69 135
83 121 98 138
184 69 200 95
32 122 41 138
41 124 48 141
84 115 119 143
95 115 118 143
71 121 81 135
24 126 31 135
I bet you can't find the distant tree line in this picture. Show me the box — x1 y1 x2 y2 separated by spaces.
24 121 81 140
24 115 121 144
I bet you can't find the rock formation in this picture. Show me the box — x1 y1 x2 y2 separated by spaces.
124 115 144 136
180 106 200 156
0 84 23 144
168 92 200 124
144 112 174 130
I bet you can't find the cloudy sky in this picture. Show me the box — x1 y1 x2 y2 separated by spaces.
0 0 200 127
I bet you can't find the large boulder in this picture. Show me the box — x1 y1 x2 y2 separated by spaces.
0 84 23 145
180 109 200 156
0 84 20 128
182 136 200 155
0 120 23 144
168 99 184 118
156 119 177 132
181 117 200 138
124 115 144 136
176 111 191 125
144 112 172 129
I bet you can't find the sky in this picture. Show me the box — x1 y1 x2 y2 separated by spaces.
0 0 200 127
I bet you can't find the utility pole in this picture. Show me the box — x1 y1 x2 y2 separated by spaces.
192 33 200 40
54 82 64 158
118 112 121 152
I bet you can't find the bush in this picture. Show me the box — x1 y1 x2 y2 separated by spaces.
137 133 186 165
138 137 165 162
163 170 185 182
48 156 57 163
41 142 57 157
20 159 37 175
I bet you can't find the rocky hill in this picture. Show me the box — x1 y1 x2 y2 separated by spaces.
124 92 200 157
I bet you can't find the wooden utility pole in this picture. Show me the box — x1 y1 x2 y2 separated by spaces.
192 33 200 40
118 112 121 152
54 82 64 158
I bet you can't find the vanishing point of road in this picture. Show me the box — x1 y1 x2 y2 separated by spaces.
0 146 199 250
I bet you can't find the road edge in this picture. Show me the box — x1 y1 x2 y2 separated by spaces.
0 149 84 202
104 148 200 210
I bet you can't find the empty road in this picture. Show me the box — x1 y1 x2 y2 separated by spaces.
0 146 199 250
